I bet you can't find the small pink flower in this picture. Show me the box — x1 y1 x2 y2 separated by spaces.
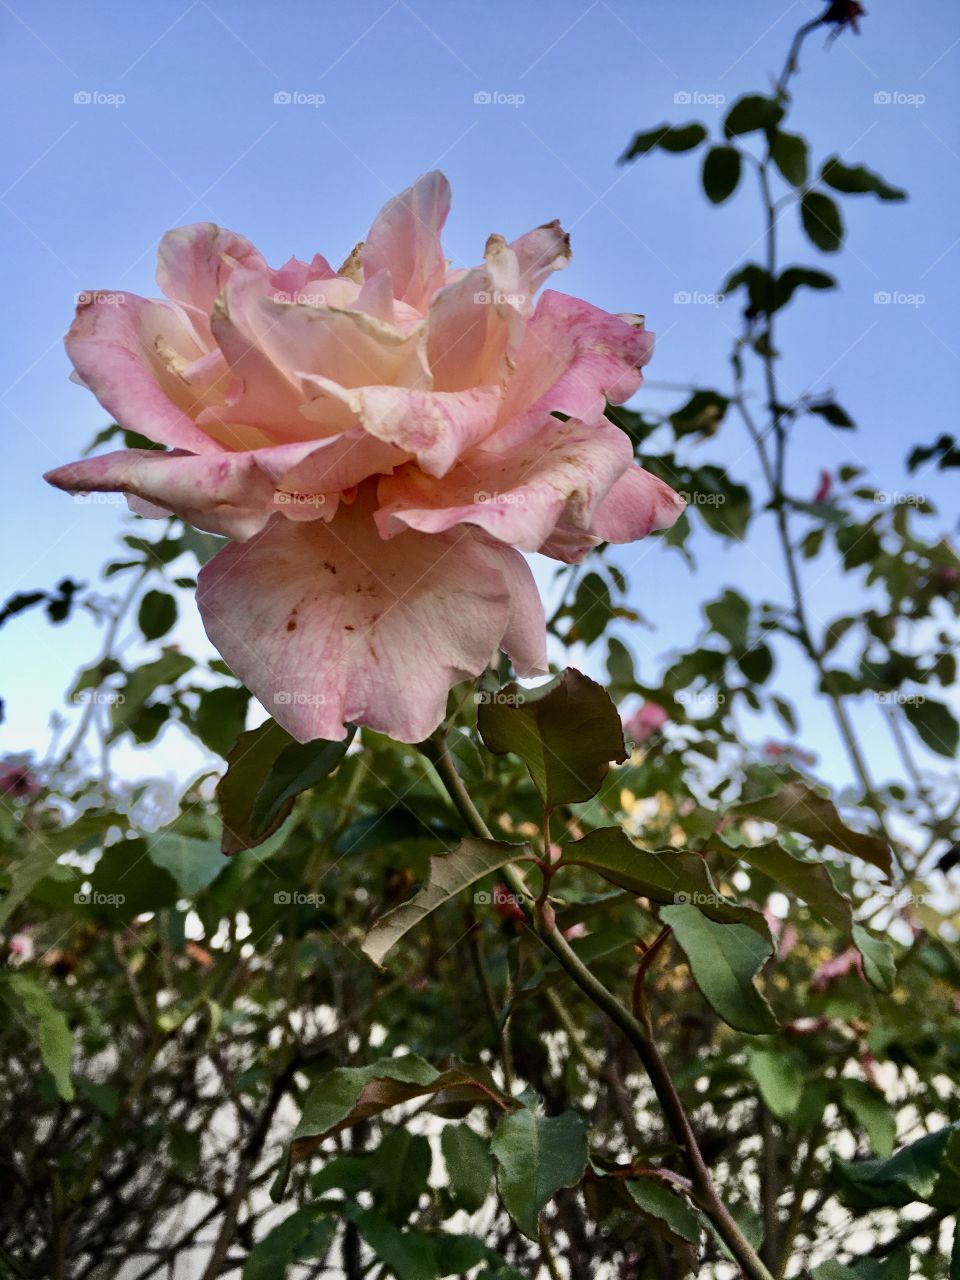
47 174 684 743
0 760 41 800
8 931 35 964
623 701 669 745
810 946 864 993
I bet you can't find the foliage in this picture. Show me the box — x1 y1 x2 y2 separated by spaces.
1 11 958 1280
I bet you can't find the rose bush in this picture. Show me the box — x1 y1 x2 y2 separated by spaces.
45 172 684 742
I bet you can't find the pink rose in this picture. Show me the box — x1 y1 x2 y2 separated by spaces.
46 173 684 743
623 701 669 745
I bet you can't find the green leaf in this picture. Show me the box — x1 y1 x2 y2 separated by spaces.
670 390 730 437
723 94 784 138
821 156 907 201
286 1056 511 1175
4 974 74 1100
852 924 897 995
362 838 533 966
147 834 227 898
87 838 179 920
491 1109 587 1239
770 130 809 187
737 644 774 684
626 1180 700 1244
569 571 612 645
903 696 959 758
705 588 750 652
442 1124 495 1213
564 827 769 934
808 401 855 429
833 1122 960 1210
242 1208 336 1280
216 718 295 855
702 146 742 204
112 650 194 740
372 1130 432 1223
839 1079 896 1157
801 191 844 253
137 589 177 641
659 904 778 1035
723 840 852 931
189 686 250 757
775 266 836 309
250 728 356 836
621 122 708 160
728 783 892 877
747 1047 804 1119
477 668 626 806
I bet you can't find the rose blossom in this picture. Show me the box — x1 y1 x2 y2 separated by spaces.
46 172 684 743
623 701 669 745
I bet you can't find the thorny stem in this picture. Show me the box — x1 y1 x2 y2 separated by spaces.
420 733 778 1280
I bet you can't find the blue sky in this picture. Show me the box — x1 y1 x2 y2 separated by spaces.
2 0 958 795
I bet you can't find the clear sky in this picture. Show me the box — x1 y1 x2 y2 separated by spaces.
2 0 958 796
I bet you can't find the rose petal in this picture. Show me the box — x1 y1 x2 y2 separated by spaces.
376 417 633 550
509 219 571 300
489 291 655 451
299 380 499 478
65 292 220 454
196 487 533 742
588 463 687 542
361 171 451 311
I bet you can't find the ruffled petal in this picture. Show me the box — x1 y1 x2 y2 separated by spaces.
44 440 337 540
489 291 655 451
65 292 220 454
361 171 451 311
156 224 269 326
196 488 530 743
537 464 686 563
376 417 633 551
298 380 499 478
425 235 523 392
509 219 571 301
